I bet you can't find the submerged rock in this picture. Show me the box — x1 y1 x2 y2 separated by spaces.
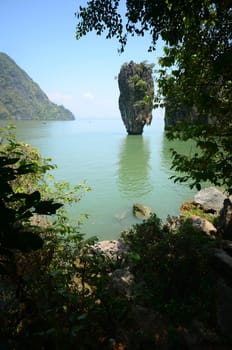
118 61 154 135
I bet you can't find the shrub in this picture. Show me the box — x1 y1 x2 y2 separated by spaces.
122 214 218 324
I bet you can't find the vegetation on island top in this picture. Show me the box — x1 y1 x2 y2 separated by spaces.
118 60 154 134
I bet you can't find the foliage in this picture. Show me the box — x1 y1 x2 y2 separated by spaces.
75 0 232 194
159 1 232 193
0 125 129 349
0 125 63 274
127 63 154 107
0 52 74 120
122 213 218 324
118 61 154 115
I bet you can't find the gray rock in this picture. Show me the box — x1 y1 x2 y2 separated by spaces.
193 187 227 214
109 267 134 299
92 240 133 299
92 239 128 260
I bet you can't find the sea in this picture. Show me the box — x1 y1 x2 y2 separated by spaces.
3 110 197 241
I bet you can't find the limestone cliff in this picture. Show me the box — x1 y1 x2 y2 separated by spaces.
164 103 199 129
118 61 154 134
0 52 75 120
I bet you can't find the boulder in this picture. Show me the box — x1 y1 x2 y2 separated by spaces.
189 215 217 237
132 203 151 219
193 187 227 214
92 239 128 260
92 240 133 299
108 267 134 299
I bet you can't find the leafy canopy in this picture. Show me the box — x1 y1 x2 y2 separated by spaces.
76 0 232 193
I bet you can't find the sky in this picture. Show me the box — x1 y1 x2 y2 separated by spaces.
1 0 164 119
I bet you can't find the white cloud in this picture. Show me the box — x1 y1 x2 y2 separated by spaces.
80 91 95 100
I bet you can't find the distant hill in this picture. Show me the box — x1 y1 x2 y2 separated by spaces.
0 52 75 120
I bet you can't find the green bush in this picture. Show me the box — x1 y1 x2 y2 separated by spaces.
122 214 218 324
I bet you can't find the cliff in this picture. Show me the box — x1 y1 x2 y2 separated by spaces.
118 61 154 134
0 52 75 120
164 103 199 129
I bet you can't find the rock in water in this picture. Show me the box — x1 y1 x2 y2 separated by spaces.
118 61 154 135
133 203 151 219
193 187 226 214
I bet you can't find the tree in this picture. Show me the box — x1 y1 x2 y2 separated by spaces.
76 0 232 194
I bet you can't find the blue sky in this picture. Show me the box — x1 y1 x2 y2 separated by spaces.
1 0 164 119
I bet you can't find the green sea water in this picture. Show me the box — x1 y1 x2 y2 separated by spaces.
8 112 196 240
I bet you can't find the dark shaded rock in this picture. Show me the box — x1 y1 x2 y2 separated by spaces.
214 249 232 283
218 196 232 239
216 278 232 340
221 240 232 256
193 187 227 214
118 61 154 134
126 305 169 348
108 267 134 299
132 203 151 219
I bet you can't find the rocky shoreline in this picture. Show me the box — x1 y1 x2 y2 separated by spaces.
93 187 232 348
96 187 231 256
